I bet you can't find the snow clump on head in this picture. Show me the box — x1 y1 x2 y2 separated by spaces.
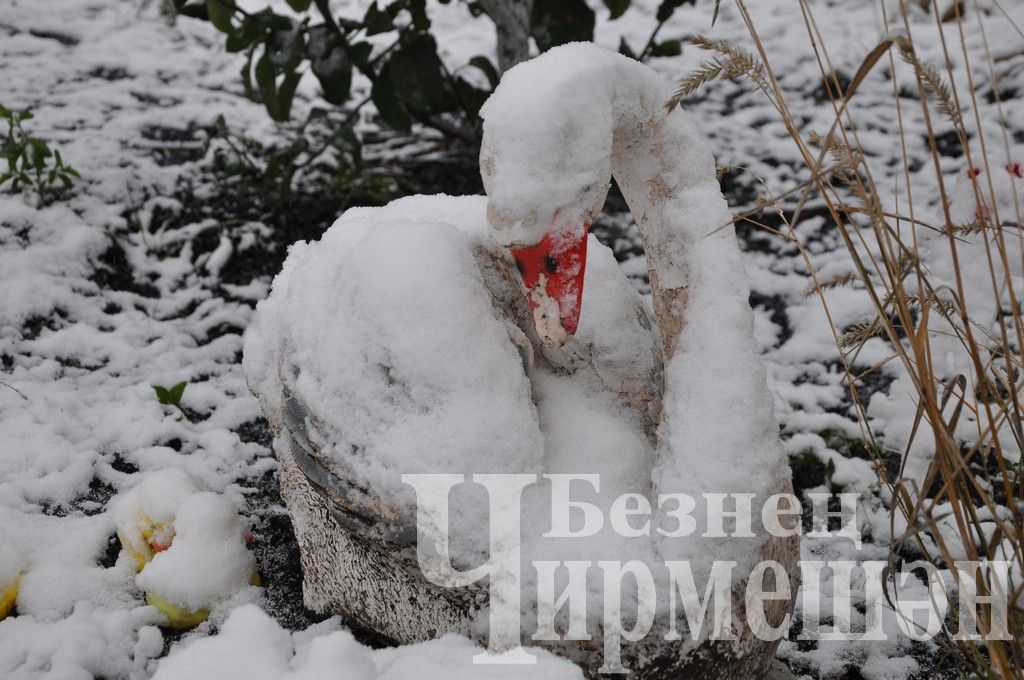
480 43 616 248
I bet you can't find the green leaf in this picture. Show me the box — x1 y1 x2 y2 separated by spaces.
226 15 262 52
254 52 278 116
28 139 51 171
153 385 171 404
655 0 694 23
169 381 188 404
265 19 304 69
314 59 352 106
177 3 210 20
649 38 682 57
468 55 499 88
603 0 630 20
408 0 430 30
308 26 353 105
530 0 595 52
206 0 235 33
362 2 392 35
267 13 293 30
239 49 257 100
276 69 303 120
453 75 489 121
336 16 362 32
225 31 247 52
348 41 373 69
370 63 411 132
285 0 311 10
386 34 454 115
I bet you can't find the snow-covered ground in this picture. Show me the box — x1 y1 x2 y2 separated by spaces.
1 0 1022 678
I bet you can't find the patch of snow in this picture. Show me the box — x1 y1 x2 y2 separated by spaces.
152 604 583 680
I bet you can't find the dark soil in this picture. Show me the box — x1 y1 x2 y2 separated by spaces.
91 239 159 298
242 466 395 648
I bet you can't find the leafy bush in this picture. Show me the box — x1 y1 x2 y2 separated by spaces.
1 105 80 207
207 108 402 206
168 0 694 144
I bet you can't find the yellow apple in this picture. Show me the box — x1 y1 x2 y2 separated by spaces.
0 577 19 621
145 591 210 629
146 570 260 629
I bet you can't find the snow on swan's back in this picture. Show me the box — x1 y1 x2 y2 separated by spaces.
242 195 543 524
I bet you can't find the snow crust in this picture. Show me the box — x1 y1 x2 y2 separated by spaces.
0 530 25 589
152 605 583 680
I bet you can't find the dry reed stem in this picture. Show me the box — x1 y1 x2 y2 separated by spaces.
672 0 1024 674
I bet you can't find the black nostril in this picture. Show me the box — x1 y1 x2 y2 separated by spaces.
544 255 558 273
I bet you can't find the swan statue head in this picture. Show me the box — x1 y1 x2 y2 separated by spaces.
479 42 719 361
480 45 614 345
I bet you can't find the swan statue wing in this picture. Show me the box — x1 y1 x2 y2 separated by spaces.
243 196 546 540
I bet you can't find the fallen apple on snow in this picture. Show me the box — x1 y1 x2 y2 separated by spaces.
0 530 24 621
114 467 201 572
113 470 259 628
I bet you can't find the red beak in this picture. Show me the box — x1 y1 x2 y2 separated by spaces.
509 224 589 338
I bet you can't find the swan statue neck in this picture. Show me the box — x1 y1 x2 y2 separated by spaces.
605 59 721 360
483 45 788 551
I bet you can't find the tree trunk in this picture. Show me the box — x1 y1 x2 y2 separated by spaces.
477 0 533 72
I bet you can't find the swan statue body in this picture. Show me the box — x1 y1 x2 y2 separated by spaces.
244 43 798 678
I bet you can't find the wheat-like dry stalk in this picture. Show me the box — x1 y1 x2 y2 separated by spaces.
685 2 1024 674
840 317 887 348
951 218 994 235
665 36 770 110
896 37 964 130
804 271 858 297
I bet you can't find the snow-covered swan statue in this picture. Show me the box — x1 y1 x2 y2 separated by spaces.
244 43 798 678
